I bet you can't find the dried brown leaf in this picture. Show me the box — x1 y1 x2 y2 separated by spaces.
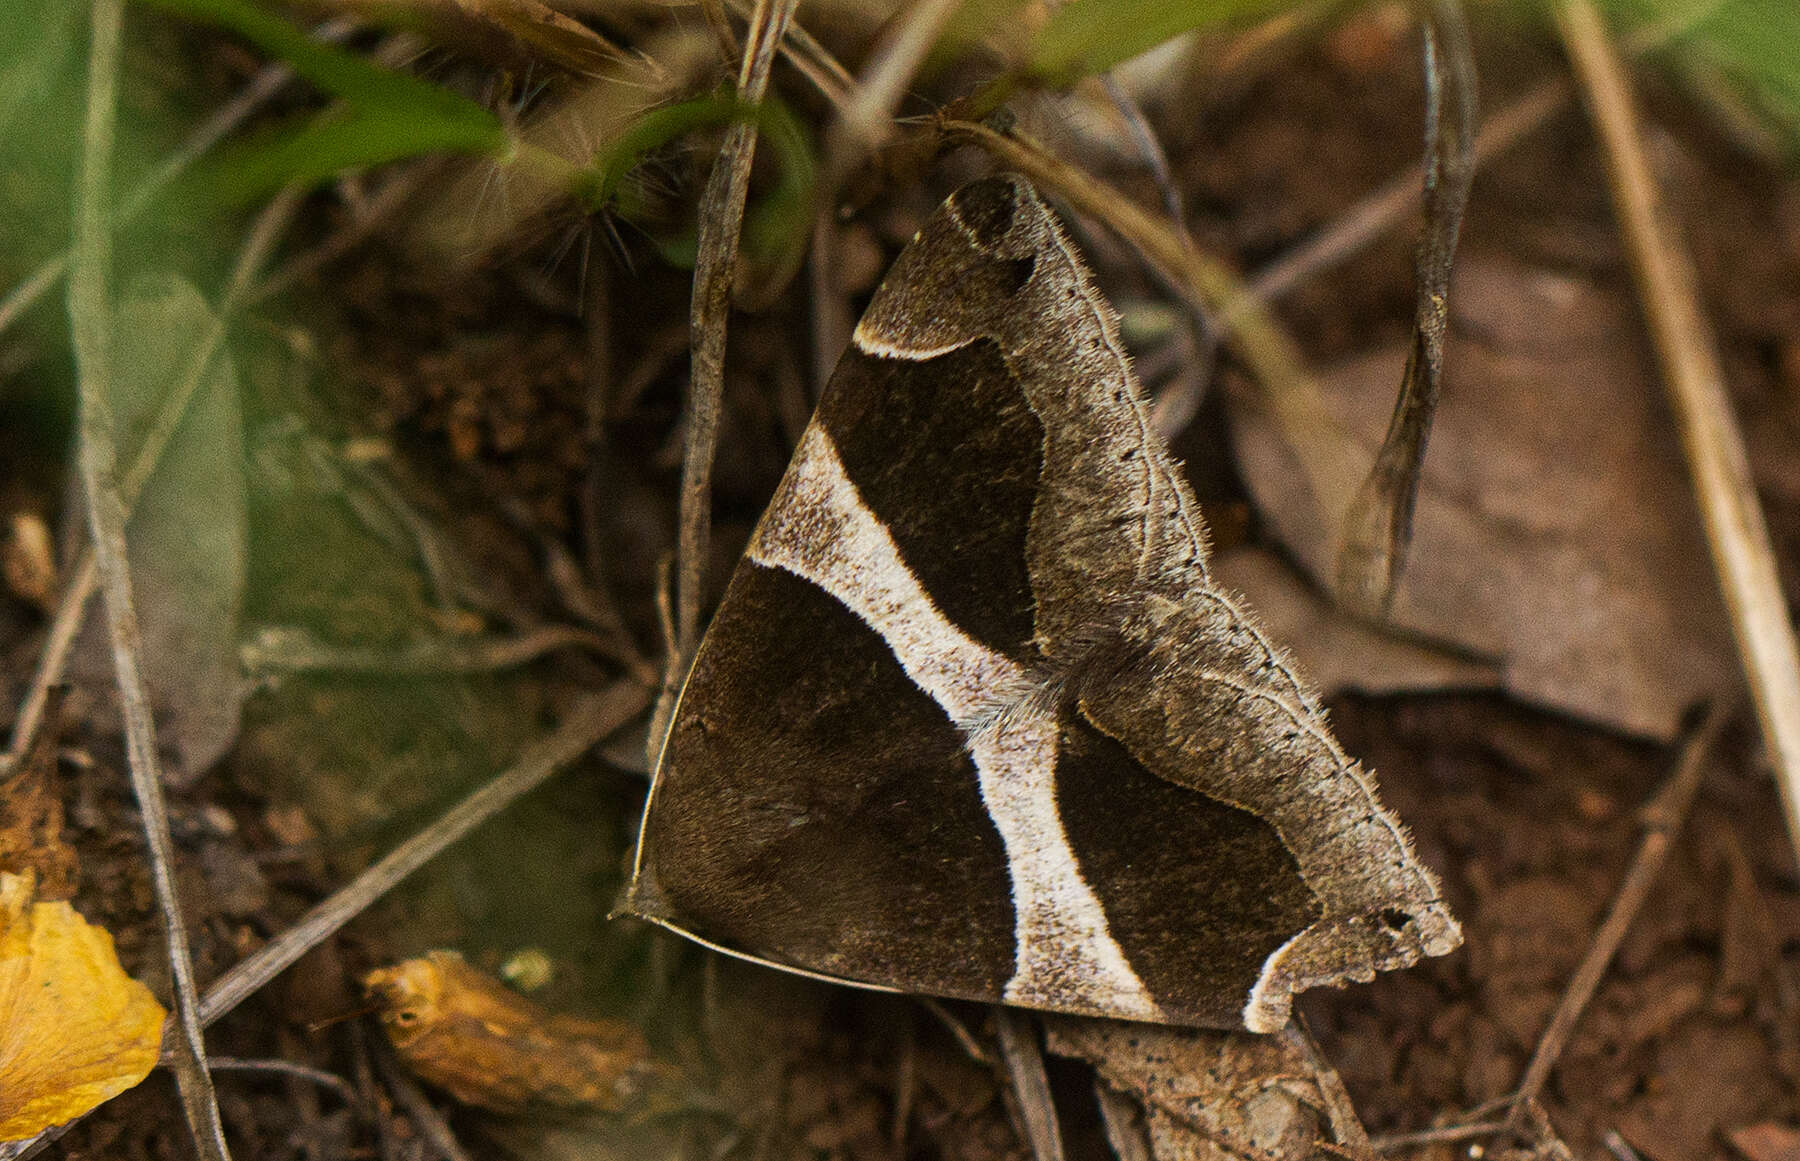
313 0 650 77
1228 256 1737 739
1045 1019 1334 1161
1 513 56 612
365 950 682 1116
1730 1122 1800 1161
1211 547 1497 696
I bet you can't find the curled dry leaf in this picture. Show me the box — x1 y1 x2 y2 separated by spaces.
1228 257 1738 740
1729 1121 1800 1161
364 950 683 1116
1044 1019 1335 1161
0 871 167 1142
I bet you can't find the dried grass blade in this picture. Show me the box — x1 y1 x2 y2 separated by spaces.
658 0 799 746
1556 0 1800 860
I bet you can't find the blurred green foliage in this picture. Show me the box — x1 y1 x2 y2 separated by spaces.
1602 0 1800 146
142 0 507 200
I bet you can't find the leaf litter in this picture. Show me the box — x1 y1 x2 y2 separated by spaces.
1228 256 1740 741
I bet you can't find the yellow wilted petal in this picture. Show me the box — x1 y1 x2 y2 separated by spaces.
0 871 167 1141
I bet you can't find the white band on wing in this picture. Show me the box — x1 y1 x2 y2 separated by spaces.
750 424 1162 1020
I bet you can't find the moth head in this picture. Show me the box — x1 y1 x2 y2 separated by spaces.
853 174 1053 358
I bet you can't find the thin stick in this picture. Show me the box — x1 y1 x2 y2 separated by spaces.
240 622 642 679
203 1057 358 1105
1285 1014 1374 1159
371 1038 476 1161
1093 1079 1153 1161
1244 76 1566 306
891 1008 918 1150
996 1010 1065 1161
194 683 646 1026
0 18 354 339
68 0 229 1154
1374 1121 1511 1153
660 0 798 742
728 0 854 108
1504 704 1728 1128
1555 0 1800 861
1241 15 1688 308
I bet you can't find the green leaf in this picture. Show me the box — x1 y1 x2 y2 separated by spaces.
195 106 508 203
89 274 249 775
141 0 493 122
1597 0 1800 148
579 92 817 268
135 0 506 197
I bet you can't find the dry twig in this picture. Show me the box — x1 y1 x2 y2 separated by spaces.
240 622 642 680
996 1010 1066 1161
1502 704 1729 1131
659 0 800 749
370 1038 476 1161
1093 1080 1153 1161
1556 0 1800 860
203 1058 359 1105
1285 1014 1375 1159
1242 17 1691 307
67 0 231 1152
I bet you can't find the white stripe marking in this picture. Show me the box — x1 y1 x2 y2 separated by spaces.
749 425 1161 1019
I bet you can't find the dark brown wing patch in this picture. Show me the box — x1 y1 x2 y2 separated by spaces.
1054 714 1322 1026
818 341 1044 656
642 562 1017 998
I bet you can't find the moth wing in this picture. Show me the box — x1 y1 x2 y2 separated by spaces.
626 176 1459 1031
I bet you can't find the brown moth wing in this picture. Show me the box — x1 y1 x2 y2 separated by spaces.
850 175 1459 1028
626 175 1460 1030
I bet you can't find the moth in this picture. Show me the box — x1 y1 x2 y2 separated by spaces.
625 176 1461 1031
